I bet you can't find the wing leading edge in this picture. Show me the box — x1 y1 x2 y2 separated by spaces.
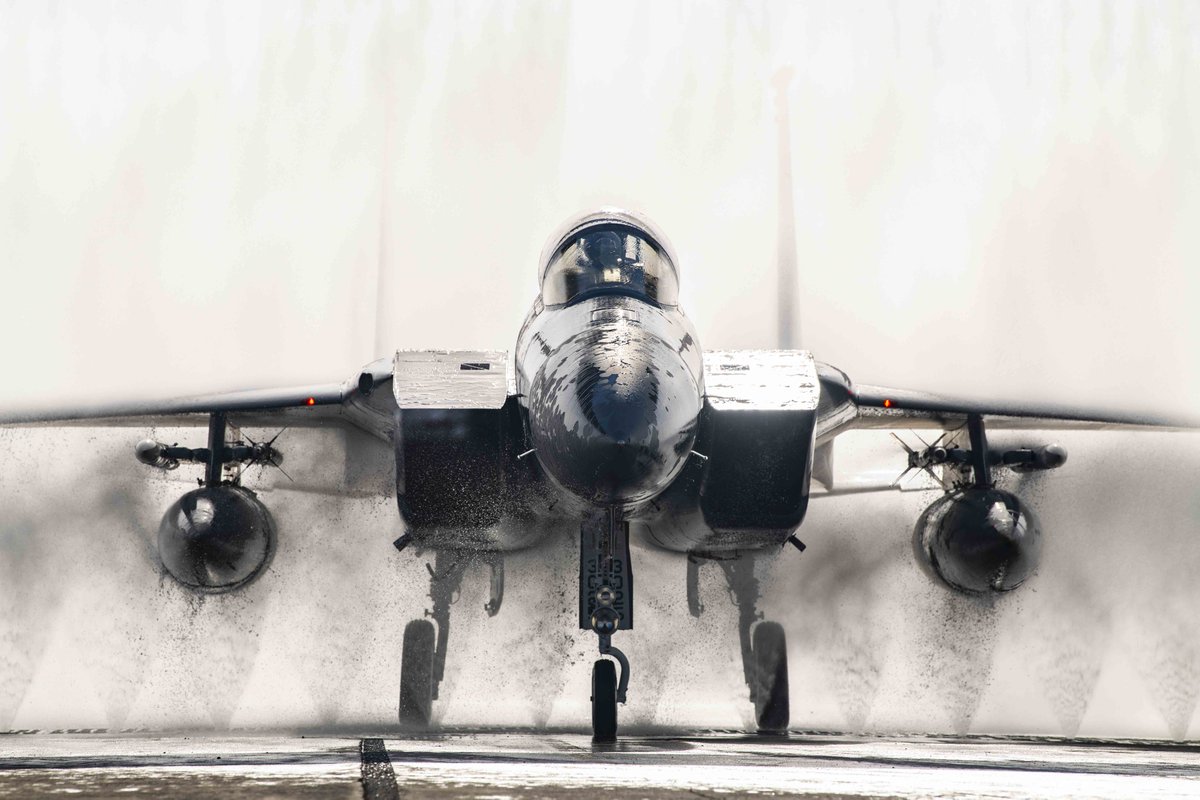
851 382 1199 431
0 350 517 441
0 381 347 424
0 356 398 439
815 361 1200 439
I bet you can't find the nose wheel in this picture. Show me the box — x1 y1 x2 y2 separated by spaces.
591 658 618 742
580 510 634 741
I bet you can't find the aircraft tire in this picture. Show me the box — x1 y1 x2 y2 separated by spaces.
399 619 435 729
752 621 789 735
591 658 618 742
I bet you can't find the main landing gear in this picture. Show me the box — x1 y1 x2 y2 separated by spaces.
580 510 633 742
396 543 504 730
688 551 790 734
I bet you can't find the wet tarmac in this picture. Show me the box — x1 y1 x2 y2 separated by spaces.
2 730 1200 799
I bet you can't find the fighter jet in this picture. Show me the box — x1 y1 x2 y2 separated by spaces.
2 208 1194 741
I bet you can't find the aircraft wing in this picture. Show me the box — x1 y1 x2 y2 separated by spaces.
816 361 1200 443
805 360 1200 494
0 356 398 440
0 350 515 500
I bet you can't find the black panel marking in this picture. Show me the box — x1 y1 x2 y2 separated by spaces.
579 515 634 630
360 738 400 800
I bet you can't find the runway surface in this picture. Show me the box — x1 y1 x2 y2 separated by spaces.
2 730 1200 799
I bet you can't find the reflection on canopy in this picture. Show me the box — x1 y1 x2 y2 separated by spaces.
540 212 679 307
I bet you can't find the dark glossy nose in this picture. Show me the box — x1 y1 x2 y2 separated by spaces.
529 330 701 506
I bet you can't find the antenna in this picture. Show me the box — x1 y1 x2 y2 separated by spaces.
772 66 799 350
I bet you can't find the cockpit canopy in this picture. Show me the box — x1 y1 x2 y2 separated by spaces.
539 209 680 307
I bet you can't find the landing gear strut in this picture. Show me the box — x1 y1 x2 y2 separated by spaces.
397 546 504 730
580 509 633 742
688 552 790 734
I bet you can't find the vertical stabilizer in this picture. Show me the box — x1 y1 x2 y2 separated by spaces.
772 66 799 350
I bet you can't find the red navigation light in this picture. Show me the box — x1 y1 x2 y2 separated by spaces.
883 398 893 408
305 397 316 406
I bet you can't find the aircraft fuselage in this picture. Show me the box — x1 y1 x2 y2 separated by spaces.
392 209 815 556
515 293 704 510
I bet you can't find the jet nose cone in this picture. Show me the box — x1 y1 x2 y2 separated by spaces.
530 331 701 506
574 363 659 445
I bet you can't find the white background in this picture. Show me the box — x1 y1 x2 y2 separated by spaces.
2 1 1196 408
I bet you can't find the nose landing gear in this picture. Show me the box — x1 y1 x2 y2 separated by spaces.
580 510 633 742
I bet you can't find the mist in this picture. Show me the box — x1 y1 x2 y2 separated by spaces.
1 1 1198 737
